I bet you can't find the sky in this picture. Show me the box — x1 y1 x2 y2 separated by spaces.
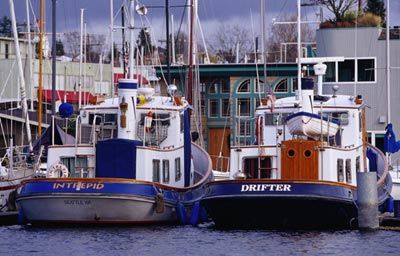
1 0 399 53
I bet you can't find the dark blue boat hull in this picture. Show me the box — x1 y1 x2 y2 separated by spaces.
201 180 358 229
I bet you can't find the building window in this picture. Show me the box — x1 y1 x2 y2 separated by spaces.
274 78 288 93
255 80 266 93
237 98 251 116
163 160 169 183
337 159 344 182
221 98 230 117
237 79 250 93
324 62 336 82
238 120 251 136
175 158 181 181
208 99 218 117
209 82 217 94
358 59 375 82
153 160 160 182
5 43 9 59
345 159 352 183
221 78 230 93
338 59 355 82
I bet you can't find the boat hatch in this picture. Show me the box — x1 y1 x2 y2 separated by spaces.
281 139 320 180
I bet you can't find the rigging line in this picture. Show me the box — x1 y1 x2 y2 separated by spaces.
250 9 262 104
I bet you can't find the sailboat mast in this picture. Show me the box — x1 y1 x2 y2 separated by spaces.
165 0 171 84
51 0 56 114
38 0 44 135
25 0 34 111
8 0 33 151
187 0 194 105
129 0 135 80
79 9 84 110
261 0 267 91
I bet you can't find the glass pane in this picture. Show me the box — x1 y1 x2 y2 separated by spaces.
221 99 230 117
237 79 250 92
209 82 217 94
237 98 251 116
221 78 230 93
153 160 160 182
239 120 251 136
338 59 355 82
209 99 218 117
255 80 265 93
163 160 169 183
358 59 375 82
274 78 288 92
324 62 336 82
175 158 181 181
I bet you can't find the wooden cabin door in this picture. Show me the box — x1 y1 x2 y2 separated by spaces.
208 128 230 172
281 139 319 180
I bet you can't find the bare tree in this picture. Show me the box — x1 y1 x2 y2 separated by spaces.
63 31 106 63
210 24 252 63
267 14 315 63
309 0 358 21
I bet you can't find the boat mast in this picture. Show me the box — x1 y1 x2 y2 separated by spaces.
110 0 114 96
165 0 171 84
386 0 391 124
38 0 44 135
129 0 135 80
187 0 194 105
121 5 127 78
297 0 302 100
8 0 33 151
78 9 84 110
261 0 267 86
25 0 34 111
51 0 56 114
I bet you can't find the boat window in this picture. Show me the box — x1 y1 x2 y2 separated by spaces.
319 111 349 126
61 156 89 177
264 113 290 126
163 160 170 183
356 156 360 172
337 159 344 182
243 157 272 179
345 159 352 183
153 160 160 182
175 158 181 181
137 113 170 146
89 113 117 125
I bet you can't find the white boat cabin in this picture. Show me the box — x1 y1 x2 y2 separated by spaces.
46 79 195 188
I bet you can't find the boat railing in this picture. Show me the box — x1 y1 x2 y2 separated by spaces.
209 154 230 172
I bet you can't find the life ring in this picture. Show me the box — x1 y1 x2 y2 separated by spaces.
145 111 154 133
48 162 69 178
265 94 276 112
255 115 263 145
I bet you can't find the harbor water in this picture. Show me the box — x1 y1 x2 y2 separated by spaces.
1 224 400 255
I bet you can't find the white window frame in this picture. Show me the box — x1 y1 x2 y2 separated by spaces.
208 99 219 118
324 57 377 84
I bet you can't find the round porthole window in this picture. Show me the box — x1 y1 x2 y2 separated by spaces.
304 150 312 158
288 149 296 157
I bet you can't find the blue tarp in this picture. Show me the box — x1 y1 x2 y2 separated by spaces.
366 148 377 172
384 123 400 154
96 139 142 179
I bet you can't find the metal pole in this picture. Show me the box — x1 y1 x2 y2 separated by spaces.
84 22 87 106
79 9 84 110
110 0 114 95
9 0 33 151
51 0 56 115
297 0 302 100
38 0 44 135
25 0 34 111
165 0 171 84
171 14 176 65
129 0 135 80
261 0 267 93
121 5 126 78
386 0 391 124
